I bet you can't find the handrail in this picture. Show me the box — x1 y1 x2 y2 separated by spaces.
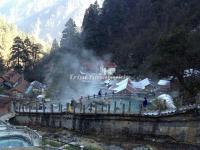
13 93 200 117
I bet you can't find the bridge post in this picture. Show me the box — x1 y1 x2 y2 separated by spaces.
29 105 31 113
22 104 24 113
95 104 97 114
51 104 53 113
58 103 60 112
73 105 76 114
13 101 16 112
83 105 85 114
122 104 125 114
80 103 82 113
60 104 62 113
18 103 21 112
114 101 117 113
26 104 29 112
108 104 110 114
89 104 92 113
128 101 131 113
43 103 45 113
101 105 104 113
66 103 69 113
58 103 61 112
36 103 38 113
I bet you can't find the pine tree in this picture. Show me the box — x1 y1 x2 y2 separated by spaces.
9 36 24 72
82 1 100 49
60 18 79 48
51 39 59 51
23 37 32 69
31 43 42 66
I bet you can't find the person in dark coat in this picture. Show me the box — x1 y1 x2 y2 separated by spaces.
98 89 102 97
143 97 148 107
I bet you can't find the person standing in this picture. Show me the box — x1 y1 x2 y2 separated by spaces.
143 97 148 108
98 89 102 97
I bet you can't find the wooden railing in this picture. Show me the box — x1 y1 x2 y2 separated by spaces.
13 93 200 117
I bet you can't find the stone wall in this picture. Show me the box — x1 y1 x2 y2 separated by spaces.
11 110 200 144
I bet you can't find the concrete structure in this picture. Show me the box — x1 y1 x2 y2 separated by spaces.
0 120 42 147
11 109 200 144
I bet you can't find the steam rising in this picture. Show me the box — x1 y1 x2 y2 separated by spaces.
45 47 108 103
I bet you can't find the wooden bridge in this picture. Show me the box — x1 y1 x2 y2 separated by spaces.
12 92 200 118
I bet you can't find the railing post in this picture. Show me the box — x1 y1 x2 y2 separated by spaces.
108 104 110 114
95 104 97 114
26 104 28 112
58 103 60 112
18 103 21 112
13 101 16 112
36 103 38 113
67 103 69 113
83 105 85 114
29 105 31 113
80 103 82 113
114 101 117 113
89 104 92 113
88 95 90 100
122 104 125 114
73 105 76 114
43 103 45 113
101 105 104 113
23 105 24 112
60 104 62 113
128 101 131 113
139 104 142 115
51 104 53 113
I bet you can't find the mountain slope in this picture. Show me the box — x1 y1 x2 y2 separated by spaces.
0 0 104 42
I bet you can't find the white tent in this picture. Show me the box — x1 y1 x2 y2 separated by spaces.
158 80 170 86
157 94 176 110
109 78 133 93
109 78 151 93
132 78 151 89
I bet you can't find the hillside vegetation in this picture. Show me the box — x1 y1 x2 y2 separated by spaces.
0 17 50 61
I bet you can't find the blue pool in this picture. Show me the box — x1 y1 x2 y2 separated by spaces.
94 97 143 113
0 137 32 149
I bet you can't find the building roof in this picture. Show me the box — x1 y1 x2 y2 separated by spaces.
8 79 29 93
103 62 117 68
158 80 170 86
1 70 21 84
